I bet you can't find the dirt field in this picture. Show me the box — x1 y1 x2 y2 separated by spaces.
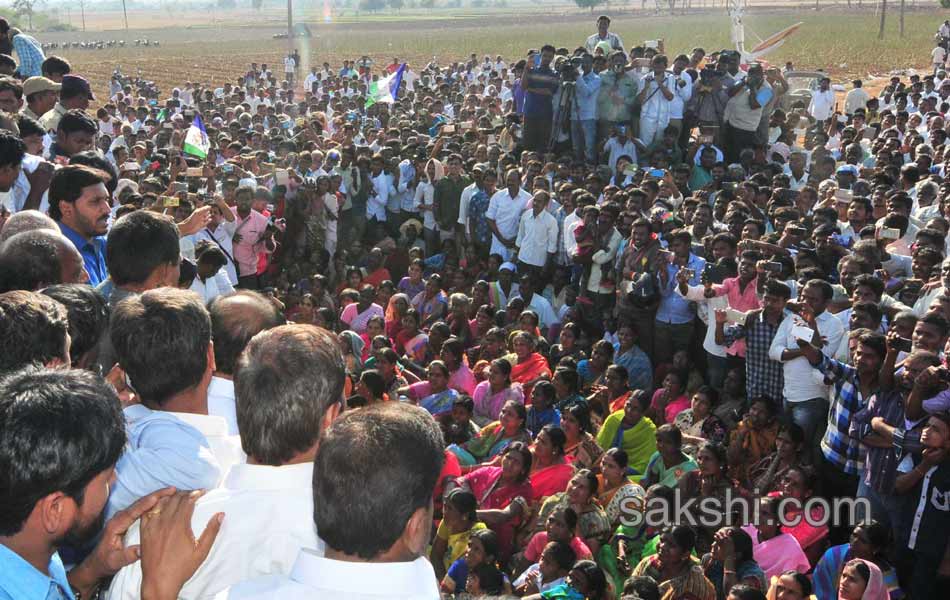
32 6 945 101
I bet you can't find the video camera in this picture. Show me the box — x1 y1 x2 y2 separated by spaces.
555 56 581 81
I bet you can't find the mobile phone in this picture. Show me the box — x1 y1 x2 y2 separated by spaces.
275 169 290 185
222 163 234 173
645 40 659 49
172 182 188 194
648 168 665 178
442 124 456 134
699 135 714 145
460 121 473 131
623 165 638 176
721 182 738 192
892 337 913 353
724 308 746 324
163 122 174 130
765 261 784 273
487 134 497 145
834 189 853 203
879 227 901 240
792 324 815 343
162 196 180 207
837 114 848 124
185 167 203 177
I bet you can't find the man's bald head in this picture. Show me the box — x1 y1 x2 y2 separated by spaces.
0 229 87 292
0 209 57 243
208 290 286 376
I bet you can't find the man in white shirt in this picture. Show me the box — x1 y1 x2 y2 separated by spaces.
513 273 560 334
195 201 238 285
768 279 845 463
106 288 245 519
808 76 836 127
844 79 870 115
486 169 531 261
515 190 559 275
109 324 344 600
212 403 443 600
206 290 286 436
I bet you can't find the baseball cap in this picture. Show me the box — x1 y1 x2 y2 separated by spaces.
61 75 95 101
22 76 60 97
499 262 517 273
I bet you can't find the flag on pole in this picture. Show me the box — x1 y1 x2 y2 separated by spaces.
365 63 407 108
156 108 168 122
182 115 210 159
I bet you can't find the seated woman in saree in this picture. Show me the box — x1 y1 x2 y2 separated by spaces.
470 304 496 345
746 423 805 495
631 525 716 600
595 390 657 482
561 402 604 472
528 425 575 501
384 292 411 340
727 396 779 485
411 272 448 327
553 367 586 412
614 322 653 394
591 365 632 429
526 381 561 436
449 400 532 467
441 337 477 396
672 385 728 456
742 496 810 583
700 526 767 599
337 330 365 380
467 326 507 367
396 359 459 417
450 441 535 563
596 448 647 594
509 331 552 400
358 315 388 362
547 322 588 370
430 489 488 581
530 470 611 557
577 339 614 393
764 571 815 600
835 559 889 600
640 424 698 489
447 292 476 349
340 283 385 334
394 307 428 360
472 358 524 427
373 347 411 399
677 441 749 555
776 465 828 567
812 521 902 600
647 370 690 426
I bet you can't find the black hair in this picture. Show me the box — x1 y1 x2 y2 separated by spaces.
57 109 97 137
571 559 608 598
0 367 125 536
504 441 533 481
41 55 71 78
313 403 444 559
0 229 67 293
727 585 767 600
0 128 25 169
16 114 44 139
359 369 386 400
563 401 593 434
539 424 567 456
110 288 211 406
48 165 111 222
235 325 345 464
208 291 285 376
0 291 68 373
69 151 120 196
469 563 505 595
622 575 661 600
41 284 109 367
105 210 180 287
544 539 577 571
445 488 478 522
663 524 698 554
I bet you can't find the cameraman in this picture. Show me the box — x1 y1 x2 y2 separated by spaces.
637 54 675 147
723 63 772 164
568 53 601 164
596 51 638 153
521 44 559 153
685 62 728 143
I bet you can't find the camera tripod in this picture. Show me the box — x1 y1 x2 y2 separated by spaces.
548 79 576 153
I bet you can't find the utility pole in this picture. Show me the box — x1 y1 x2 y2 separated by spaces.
122 0 130 32
287 0 294 50
80 0 86 32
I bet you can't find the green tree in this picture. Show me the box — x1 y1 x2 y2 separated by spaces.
12 0 40 31
360 0 386 10
574 0 605 12
420 0 436 7
389 0 404 9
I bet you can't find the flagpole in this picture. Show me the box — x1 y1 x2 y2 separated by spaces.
287 0 294 51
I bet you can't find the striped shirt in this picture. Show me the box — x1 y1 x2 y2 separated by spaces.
817 355 878 476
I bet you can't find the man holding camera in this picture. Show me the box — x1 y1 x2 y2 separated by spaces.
723 63 771 164
521 45 559 153
596 51 638 154
637 54 675 147
568 53 601 164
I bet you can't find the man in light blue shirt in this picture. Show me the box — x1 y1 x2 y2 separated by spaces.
106 288 243 519
0 367 156 600
569 54 601 164
655 228 705 365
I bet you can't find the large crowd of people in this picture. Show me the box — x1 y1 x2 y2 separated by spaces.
2 11 950 600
